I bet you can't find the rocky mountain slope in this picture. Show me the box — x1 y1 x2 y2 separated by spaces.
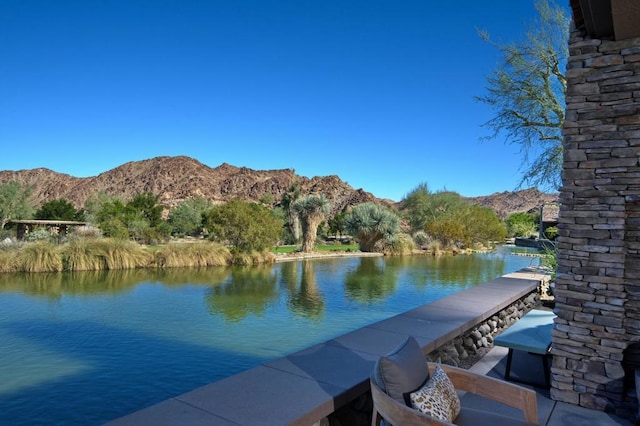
0 156 383 216
0 155 558 218
467 188 559 219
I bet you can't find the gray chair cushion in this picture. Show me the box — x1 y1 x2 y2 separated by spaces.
373 336 430 405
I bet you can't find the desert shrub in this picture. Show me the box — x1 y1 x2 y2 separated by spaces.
24 228 55 243
70 225 102 240
412 231 430 248
380 233 414 255
428 240 442 255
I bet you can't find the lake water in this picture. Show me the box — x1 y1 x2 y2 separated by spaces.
0 248 539 425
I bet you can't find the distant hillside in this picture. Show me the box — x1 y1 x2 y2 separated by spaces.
0 156 384 216
0 156 558 218
466 188 559 220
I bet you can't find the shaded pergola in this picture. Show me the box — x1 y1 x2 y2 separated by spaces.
9 220 89 240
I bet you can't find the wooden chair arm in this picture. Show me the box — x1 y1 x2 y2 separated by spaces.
370 378 453 426
430 364 538 424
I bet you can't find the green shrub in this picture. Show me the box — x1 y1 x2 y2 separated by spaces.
24 228 55 243
70 225 102 240
544 226 558 240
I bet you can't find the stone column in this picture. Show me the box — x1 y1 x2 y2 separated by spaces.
553 22 640 415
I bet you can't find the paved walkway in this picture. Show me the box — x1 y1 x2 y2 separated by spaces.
468 346 634 425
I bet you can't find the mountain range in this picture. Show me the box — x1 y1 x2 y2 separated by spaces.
0 155 558 218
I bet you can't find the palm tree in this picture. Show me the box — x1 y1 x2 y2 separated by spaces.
292 194 330 252
280 182 302 244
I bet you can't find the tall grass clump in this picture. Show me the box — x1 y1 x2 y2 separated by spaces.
60 239 108 271
0 246 19 273
92 239 151 270
15 242 63 272
380 233 414 256
231 250 276 266
153 242 231 268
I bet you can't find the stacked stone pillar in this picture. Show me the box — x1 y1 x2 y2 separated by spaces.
553 23 640 415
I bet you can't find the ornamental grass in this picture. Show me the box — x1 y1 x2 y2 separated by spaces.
152 242 231 268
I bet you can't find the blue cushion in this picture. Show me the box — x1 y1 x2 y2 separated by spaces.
373 336 430 405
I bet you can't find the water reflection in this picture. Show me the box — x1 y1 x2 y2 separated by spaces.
204 265 278 322
384 254 510 289
0 268 232 299
344 257 399 303
282 261 325 320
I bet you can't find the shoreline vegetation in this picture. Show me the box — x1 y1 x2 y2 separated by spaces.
0 239 491 274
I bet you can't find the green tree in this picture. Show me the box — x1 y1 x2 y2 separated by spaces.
505 212 538 238
127 192 163 228
203 198 283 253
168 196 212 237
83 192 120 224
402 185 505 249
464 205 507 245
96 198 129 239
327 211 348 239
476 0 569 189
0 181 34 229
425 204 506 248
35 199 82 221
292 194 331 253
345 203 399 252
399 183 431 233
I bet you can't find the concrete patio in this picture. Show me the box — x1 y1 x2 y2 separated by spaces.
467 345 635 426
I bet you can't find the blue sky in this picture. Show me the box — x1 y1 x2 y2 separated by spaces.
0 1 564 202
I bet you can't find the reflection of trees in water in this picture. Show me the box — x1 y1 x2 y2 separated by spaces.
344 257 398 303
281 260 325 320
384 255 507 288
205 265 278 322
0 267 233 299
0 269 150 299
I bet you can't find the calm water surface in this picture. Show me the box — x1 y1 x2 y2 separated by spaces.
0 248 539 425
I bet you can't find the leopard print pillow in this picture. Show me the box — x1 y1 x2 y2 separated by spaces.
409 364 461 422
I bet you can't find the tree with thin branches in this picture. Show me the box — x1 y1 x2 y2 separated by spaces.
476 0 569 190
0 181 34 229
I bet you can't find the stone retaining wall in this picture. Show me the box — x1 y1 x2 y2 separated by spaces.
426 291 540 367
